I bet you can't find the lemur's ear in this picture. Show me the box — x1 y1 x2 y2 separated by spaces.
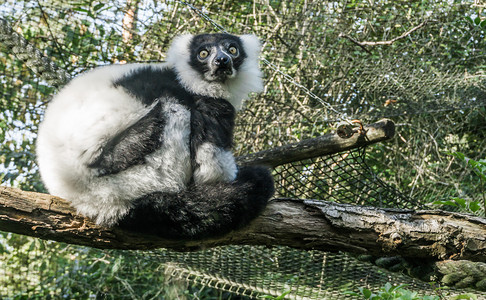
239 34 262 60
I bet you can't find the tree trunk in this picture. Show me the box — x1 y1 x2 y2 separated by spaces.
1 186 485 262
122 0 139 44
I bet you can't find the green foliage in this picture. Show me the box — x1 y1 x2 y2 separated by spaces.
450 152 486 187
346 283 440 300
450 294 478 300
0 231 242 299
432 152 485 216
261 290 292 300
348 282 480 300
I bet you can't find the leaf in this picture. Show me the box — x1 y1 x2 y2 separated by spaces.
432 200 458 207
73 7 90 14
397 289 416 300
275 290 292 299
451 293 478 300
392 283 409 292
383 282 393 292
360 287 373 298
93 3 105 11
469 201 481 212
450 151 466 161
451 197 467 208
475 160 486 180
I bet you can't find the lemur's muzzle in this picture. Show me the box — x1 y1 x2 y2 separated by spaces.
213 52 233 76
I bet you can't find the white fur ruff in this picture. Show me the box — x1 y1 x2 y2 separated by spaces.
166 34 264 109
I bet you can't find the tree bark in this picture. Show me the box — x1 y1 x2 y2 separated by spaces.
1 186 485 262
122 0 139 44
237 119 395 167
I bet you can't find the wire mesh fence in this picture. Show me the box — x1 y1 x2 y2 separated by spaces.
273 147 415 209
2 241 483 299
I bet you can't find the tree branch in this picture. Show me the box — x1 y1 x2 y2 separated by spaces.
1 186 485 261
237 119 395 167
339 20 429 49
1 118 484 261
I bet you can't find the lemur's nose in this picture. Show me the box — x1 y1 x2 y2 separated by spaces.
215 55 230 66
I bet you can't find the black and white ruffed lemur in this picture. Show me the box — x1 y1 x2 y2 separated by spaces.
36 33 274 239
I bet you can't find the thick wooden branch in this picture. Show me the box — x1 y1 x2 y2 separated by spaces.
1 119 484 261
1 186 485 262
237 119 395 168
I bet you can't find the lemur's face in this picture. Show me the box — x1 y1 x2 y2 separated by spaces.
189 33 248 83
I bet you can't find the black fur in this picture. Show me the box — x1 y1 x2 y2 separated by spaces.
113 66 193 107
190 97 235 170
117 166 274 239
88 101 166 176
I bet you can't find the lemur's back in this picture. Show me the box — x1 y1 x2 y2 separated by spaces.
37 64 170 199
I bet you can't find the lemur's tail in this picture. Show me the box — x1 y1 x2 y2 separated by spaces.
117 166 274 239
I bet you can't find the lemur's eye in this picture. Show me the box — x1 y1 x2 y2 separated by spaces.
199 50 209 59
228 46 238 55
